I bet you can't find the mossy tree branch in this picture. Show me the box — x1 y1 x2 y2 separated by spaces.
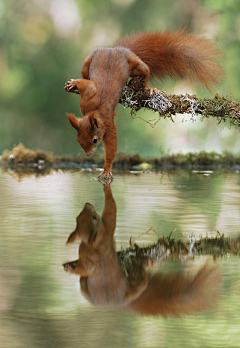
63 232 240 279
65 76 240 128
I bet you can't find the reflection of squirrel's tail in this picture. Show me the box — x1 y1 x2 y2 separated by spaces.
114 30 223 91
125 264 222 317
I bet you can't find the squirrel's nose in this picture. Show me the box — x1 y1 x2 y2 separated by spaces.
85 148 96 156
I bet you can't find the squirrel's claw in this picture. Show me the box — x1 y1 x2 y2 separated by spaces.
63 263 75 274
145 85 160 95
64 79 78 91
97 170 114 180
97 178 113 187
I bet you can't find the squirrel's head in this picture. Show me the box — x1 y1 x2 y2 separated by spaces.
67 203 102 245
67 112 103 156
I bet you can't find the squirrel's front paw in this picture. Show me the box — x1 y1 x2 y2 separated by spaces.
64 79 80 93
63 263 75 274
98 177 113 187
97 170 114 180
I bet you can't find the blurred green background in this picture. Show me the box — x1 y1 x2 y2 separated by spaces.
1 0 240 157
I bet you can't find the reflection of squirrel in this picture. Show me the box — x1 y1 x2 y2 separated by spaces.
65 30 223 178
125 264 221 317
64 183 148 306
64 181 221 316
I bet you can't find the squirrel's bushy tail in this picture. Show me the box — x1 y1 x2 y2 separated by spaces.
114 30 223 91
125 264 222 317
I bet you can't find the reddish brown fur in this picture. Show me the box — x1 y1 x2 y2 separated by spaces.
125 264 222 317
64 184 148 306
114 30 223 91
65 30 223 177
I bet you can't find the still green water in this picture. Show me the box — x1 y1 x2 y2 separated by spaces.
0 169 240 348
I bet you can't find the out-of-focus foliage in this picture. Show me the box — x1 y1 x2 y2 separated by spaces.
0 0 239 156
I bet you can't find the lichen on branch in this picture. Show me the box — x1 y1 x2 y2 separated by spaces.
119 76 240 128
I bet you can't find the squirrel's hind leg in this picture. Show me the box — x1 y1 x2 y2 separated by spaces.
127 53 160 95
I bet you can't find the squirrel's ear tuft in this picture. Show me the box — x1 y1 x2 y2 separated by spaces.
66 113 81 130
88 112 100 129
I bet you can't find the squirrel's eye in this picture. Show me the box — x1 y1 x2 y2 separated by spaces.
93 136 98 144
93 216 97 222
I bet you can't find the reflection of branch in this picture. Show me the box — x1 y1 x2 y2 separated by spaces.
65 76 240 128
63 233 240 278
121 232 240 261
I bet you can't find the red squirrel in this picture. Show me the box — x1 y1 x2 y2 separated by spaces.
65 30 223 178
63 181 221 316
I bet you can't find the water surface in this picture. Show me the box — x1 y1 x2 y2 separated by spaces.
0 169 240 348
